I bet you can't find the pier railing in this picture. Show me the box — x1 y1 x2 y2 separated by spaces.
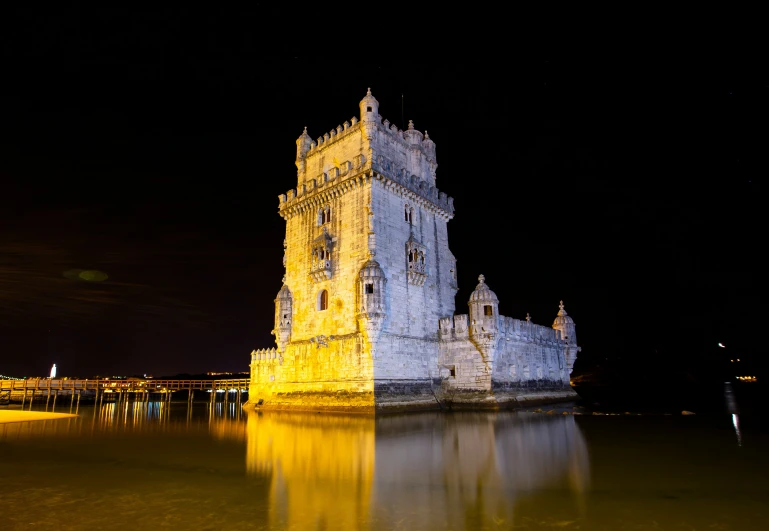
1 378 251 410
0 378 249 392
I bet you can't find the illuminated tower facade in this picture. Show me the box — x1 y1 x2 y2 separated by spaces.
248 89 579 412
250 89 457 411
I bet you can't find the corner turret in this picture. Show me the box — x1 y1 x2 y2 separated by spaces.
273 280 293 352
359 87 379 123
295 127 312 177
357 259 387 356
403 120 424 146
552 301 580 374
422 130 436 161
468 274 499 358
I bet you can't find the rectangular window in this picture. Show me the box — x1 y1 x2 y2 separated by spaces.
449 367 456 378
484 305 493 316
365 283 374 294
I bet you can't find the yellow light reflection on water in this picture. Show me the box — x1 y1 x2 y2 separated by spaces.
233 411 589 530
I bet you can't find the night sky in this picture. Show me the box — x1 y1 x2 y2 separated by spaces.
2 7 765 378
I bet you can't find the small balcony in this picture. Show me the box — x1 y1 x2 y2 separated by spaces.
310 259 332 282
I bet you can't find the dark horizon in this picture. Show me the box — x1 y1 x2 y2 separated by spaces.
2 8 765 378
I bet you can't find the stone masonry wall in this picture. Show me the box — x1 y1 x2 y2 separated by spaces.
370 178 456 339
283 176 370 340
249 334 375 411
438 314 577 407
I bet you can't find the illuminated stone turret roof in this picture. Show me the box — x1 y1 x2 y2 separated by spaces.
552 301 574 326
468 274 499 304
275 279 291 301
359 259 385 279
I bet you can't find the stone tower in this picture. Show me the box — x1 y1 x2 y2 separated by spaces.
552 301 580 375
468 275 499 359
249 89 579 412
249 88 457 411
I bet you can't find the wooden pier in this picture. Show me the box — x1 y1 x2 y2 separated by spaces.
0 378 249 411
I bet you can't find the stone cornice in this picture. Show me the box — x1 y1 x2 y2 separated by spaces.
279 170 372 220
372 172 454 220
305 120 362 157
278 169 454 221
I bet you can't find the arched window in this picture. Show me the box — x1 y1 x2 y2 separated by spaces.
318 206 332 226
404 204 413 224
317 290 328 311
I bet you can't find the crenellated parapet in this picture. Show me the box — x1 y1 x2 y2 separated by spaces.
305 117 360 156
498 317 565 347
439 314 470 340
372 170 454 220
250 348 281 365
278 169 454 221
278 170 372 220
439 314 566 348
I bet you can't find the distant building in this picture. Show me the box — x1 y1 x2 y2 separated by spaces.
248 90 580 412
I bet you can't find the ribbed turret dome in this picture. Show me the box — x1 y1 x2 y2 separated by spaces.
359 259 385 279
552 301 574 326
359 88 379 112
296 126 312 144
422 130 436 158
403 120 424 145
275 281 291 301
468 274 499 303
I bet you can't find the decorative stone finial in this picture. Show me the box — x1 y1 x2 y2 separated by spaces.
367 87 371 96
558 300 567 316
408 120 414 130
478 274 485 284
303 126 307 134
424 130 429 139
526 312 531 322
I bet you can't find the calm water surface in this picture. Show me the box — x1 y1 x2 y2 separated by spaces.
2 385 769 530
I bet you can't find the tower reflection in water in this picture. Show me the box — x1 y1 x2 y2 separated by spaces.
242 411 589 529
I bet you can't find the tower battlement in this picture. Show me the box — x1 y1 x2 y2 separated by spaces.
250 348 280 365
439 314 565 346
289 89 444 219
